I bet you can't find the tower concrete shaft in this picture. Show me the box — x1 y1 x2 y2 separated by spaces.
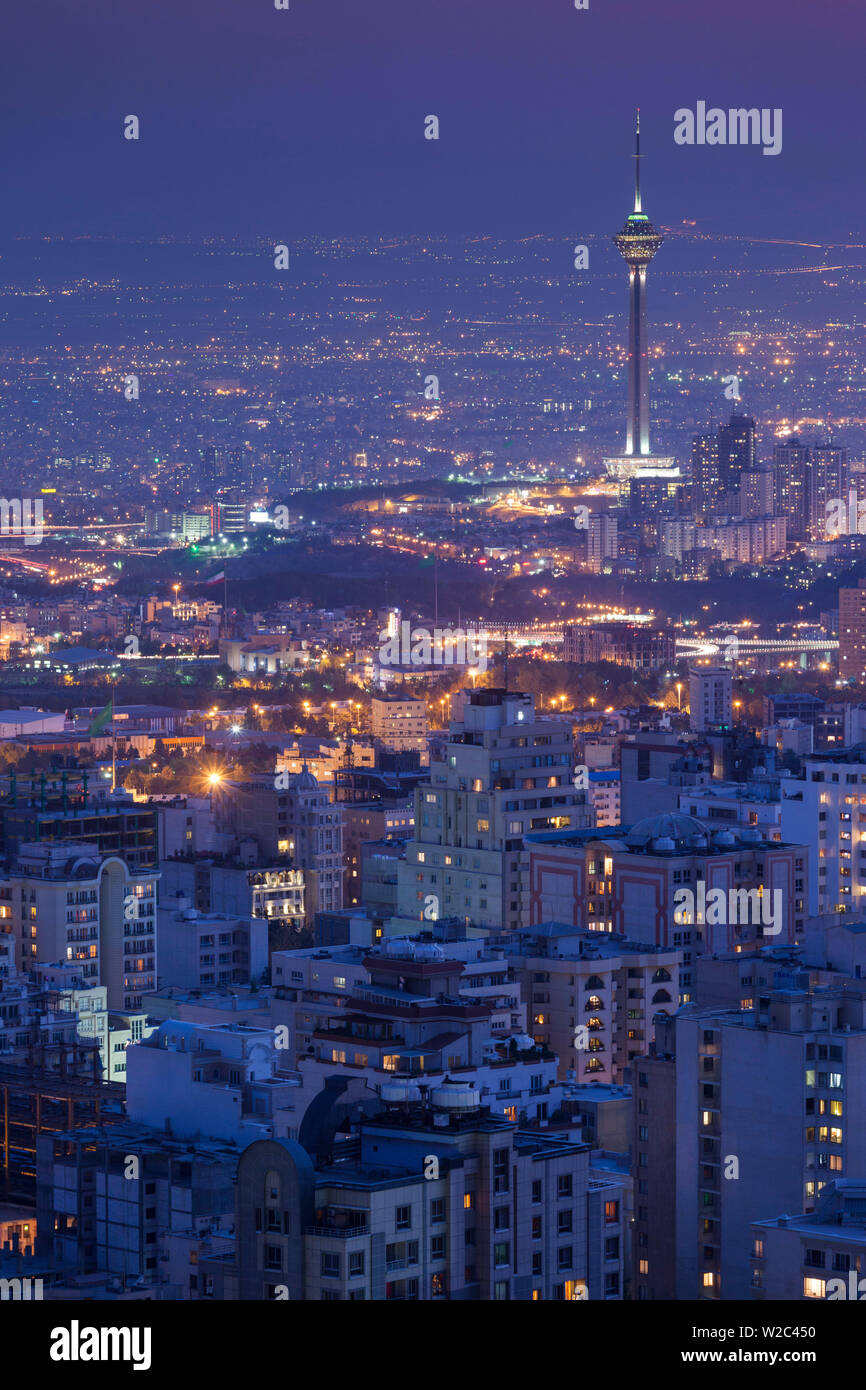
612 112 664 457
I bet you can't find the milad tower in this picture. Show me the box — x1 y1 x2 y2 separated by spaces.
605 112 677 483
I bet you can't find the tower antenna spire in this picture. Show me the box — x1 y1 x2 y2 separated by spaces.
634 108 642 214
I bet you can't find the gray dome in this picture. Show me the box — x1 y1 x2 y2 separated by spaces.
626 812 708 851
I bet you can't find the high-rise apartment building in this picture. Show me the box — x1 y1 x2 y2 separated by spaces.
838 579 866 680
586 513 618 573
214 771 343 925
780 746 866 916
691 433 722 518
689 667 733 732
774 437 810 543
639 992 866 1300
717 413 756 496
738 468 775 519
807 443 847 542
396 689 589 931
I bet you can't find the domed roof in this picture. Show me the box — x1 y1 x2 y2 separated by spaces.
291 762 318 791
625 812 708 850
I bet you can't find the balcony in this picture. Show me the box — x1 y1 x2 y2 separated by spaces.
305 1225 369 1239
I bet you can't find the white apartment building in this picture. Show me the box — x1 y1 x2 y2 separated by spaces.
781 747 866 917
5 841 158 1010
370 693 429 755
588 770 621 828
156 895 268 989
32 964 154 1081
688 667 733 732
126 1018 303 1144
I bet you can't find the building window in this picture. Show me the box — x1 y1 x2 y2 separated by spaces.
395 1206 411 1231
493 1149 510 1194
321 1252 340 1279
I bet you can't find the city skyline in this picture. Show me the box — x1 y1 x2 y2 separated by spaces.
1 0 865 1341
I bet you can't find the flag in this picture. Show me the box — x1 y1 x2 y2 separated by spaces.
205 570 225 586
88 700 113 736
